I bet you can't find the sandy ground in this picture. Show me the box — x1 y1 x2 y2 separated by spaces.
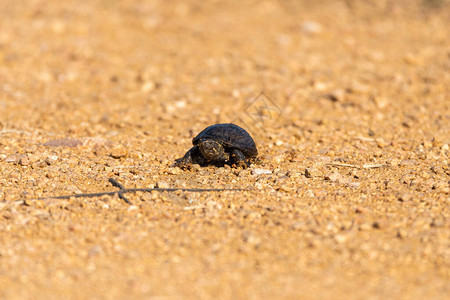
0 0 449 299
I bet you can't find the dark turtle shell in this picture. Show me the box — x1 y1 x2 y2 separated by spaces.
193 123 258 158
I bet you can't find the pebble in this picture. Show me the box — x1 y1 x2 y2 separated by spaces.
304 167 318 178
346 182 361 189
324 171 343 183
5 155 19 163
374 96 388 109
301 21 322 35
252 168 272 175
127 205 138 212
45 156 58 165
110 145 128 159
325 89 345 102
304 190 315 197
334 234 348 244
141 81 155 92
397 193 412 202
19 156 30 166
156 181 169 189
278 185 295 192
273 155 284 164
376 138 389 148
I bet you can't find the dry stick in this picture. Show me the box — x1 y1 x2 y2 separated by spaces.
326 163 386 169
29 178 251 205
362 164 385 169
326 163 359 168
0 129 26 135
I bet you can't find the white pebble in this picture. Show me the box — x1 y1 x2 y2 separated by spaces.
252 168 272 175
301 21 322 34
127 205 138 212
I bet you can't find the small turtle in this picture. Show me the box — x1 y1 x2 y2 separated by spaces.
175 123 258 168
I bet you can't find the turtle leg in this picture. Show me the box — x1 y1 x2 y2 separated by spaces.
211 152 230 167
229 149 247 168
175 146 202 167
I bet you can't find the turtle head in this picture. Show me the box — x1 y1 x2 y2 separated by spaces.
198 139 224 161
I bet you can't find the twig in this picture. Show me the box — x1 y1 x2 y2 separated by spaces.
23 178 251 205
327 163 387 169
326 163 360 168
0 129 26 135
362 164 385 169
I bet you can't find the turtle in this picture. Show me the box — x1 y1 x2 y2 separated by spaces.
175 123 258 168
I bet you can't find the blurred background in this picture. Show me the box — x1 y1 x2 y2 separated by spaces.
1 0 448 143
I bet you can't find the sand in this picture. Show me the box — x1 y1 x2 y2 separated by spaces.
0 0 449 299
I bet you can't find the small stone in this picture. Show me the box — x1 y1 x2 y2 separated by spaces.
376 138 389 148
45 155 58 165
252 168 272 175
278 185 295 192
396 230 406 239
432 181 448 191
423 141 433 149
346 182 361 189
174 100 186 109
313 81 328 91
304 190 315 197
430 166 444 175
389 158 400 166
397 193 412 202
432 137 443 147
110 145 128 159
359 223 372 231
355 207 366 214
430 218 444 228
304 167 317 178
334 234 348 244
5 155 19 163
156 181 169 189
168 167 181 175
372 221 382 229
242 231 261 246
141 81 155 92
19 156 30 166
273 155 284 164
374 96 388 109
246 211 261 220
127 205 138 212
301 21 322 35
325 171 343 182
325 89 345 102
